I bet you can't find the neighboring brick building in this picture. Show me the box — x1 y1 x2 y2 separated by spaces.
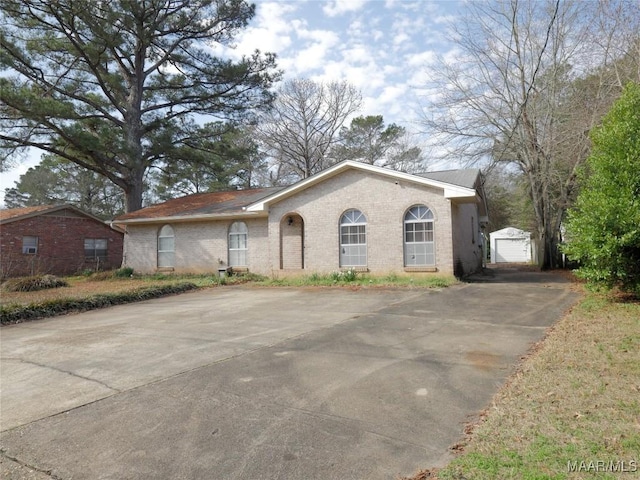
0 205 124 278
114 161 489 278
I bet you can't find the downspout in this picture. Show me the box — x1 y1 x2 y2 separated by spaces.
110 222 127 268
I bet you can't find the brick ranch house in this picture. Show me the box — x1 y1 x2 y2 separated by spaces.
0 205 124 278
113 161 489 278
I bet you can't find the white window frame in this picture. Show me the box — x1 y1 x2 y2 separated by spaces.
22 236 38 254
157 225 175 268
339 209 367 267
404 205 435 267
228 221 248 267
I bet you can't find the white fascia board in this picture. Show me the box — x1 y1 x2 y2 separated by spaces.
246 161 477 212
112 210 266 226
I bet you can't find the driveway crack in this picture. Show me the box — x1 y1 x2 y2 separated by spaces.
0 449 61 479
3 357 120 393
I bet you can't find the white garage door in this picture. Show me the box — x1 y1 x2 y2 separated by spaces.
495 238 528 263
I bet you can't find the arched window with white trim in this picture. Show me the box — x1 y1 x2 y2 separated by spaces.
158 225 175 268
404 206 435 266
340 209 367 267
228 221 248 267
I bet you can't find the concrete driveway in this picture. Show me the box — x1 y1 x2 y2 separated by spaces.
0 268 578 479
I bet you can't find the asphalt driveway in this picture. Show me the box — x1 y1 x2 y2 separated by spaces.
0 268 578 479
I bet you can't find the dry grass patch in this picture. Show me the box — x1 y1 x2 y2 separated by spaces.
0 276 192 306
433 290 640 480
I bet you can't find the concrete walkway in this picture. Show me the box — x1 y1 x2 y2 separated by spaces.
0 269 578 479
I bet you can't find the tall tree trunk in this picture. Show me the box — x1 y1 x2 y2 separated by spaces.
124 167 145 213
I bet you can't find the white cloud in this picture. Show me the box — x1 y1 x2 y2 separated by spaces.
392 32 410 48
406 50 437 68
287 27 342 76
378 85 408 105
341 45 370 64
323 0 367 17
231 1 299 56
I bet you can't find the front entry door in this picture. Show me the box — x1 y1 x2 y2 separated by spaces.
280 214 304 270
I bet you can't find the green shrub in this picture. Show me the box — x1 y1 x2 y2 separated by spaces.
563 82 640 293
330 268 358 283
2 274 69 292
114 267 134 278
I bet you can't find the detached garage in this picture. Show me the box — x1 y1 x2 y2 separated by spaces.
490 227 532 263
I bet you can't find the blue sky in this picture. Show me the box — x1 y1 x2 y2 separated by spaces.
231 0 461 125
0 0 464 205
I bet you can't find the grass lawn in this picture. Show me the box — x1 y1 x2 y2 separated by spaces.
403 288 640 480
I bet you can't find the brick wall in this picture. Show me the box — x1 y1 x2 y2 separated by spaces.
120 169 483 277
0 210 123 278
123 217 270 274
267 169 457 275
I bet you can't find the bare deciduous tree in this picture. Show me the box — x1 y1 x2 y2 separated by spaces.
256 78 362 181
419 0 639 268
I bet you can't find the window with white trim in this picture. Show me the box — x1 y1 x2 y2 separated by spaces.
157 225 175 268
228 221 248 267
404 205 435 266
340 209 367 267
22 236 38 254
84 238 108 259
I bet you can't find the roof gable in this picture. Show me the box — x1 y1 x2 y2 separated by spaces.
490 227 531 237
246 161 480 212
0 204 110 226
112 162 484 225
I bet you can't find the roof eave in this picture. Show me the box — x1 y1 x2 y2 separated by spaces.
0 204 118 228
443 187 479 199
112 210 267 226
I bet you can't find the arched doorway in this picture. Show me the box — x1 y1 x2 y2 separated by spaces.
280 214 304 270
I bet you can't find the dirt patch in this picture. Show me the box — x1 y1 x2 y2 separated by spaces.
465 351 500 371
396 468 441 480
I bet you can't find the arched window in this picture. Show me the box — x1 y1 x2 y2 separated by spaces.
228 221 248 267
158 225 175 268
340 209 367 267
404 206 435 266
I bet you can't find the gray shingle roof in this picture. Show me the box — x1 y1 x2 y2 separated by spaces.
417 168 480 189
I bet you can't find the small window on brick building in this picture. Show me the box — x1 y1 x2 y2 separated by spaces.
228 221 248 267
339 209 367 267
85 238 108 259
158 225 175 268
22 236 38 254
404 205 435 267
